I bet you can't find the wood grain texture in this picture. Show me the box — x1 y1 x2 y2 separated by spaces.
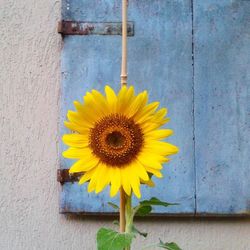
194 1 250 214
60 0 195 214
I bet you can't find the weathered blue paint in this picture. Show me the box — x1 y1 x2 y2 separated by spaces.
194 1 250 215
60 0 195 214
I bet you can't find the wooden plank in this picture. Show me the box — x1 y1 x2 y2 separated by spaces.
194 1 250 215
60 0 195 214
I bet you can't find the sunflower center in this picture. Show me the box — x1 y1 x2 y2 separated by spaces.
90 114 143 166
106 131 125 148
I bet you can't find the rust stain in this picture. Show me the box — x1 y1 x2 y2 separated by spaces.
58 21 94 35
57 20 134 36
57 169 83 184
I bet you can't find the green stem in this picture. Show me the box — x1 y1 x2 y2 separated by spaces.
125 194 133 233
125 194 133 250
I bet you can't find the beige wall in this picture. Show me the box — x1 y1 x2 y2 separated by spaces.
0 0 249 249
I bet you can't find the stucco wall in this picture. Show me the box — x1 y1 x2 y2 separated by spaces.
0 1 250 249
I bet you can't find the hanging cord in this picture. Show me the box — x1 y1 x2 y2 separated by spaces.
121 0 128 86
120 0 128 234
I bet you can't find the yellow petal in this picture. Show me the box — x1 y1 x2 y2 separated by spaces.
83 92 93 105
145 167 163 178
153 108 168 120
78 88 114 121
64 121 90 134
78 167 97 185
145 142 179 156
91 89 109 115
141 119 169 134
134 102 159 124
117 86 135 113
105 85 117 112
138 150 169 164
62 147 92 159
88 164 102 192
117 85 127 99
69 157 99 173
162 157 170 163
62 134 89 148
137 155 163 170
133 161 149 181
116 87 127 112
67 110 93 128
110 167 121 197
121 167 131 196
141 108 169 131
95 163 111 193
145 129 173 140
73 100 99 124
124 91 148 118
127 167 141 198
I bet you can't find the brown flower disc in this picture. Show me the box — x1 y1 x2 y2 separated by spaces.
89 114 143 166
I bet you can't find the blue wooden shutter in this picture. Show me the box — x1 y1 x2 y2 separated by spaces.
59 0 250 216
194 1 250 215
59 0 195 214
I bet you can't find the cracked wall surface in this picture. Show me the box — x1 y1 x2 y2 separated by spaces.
0 0 250 249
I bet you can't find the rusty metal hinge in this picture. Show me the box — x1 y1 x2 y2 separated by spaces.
58 20 134 36
57 169 83 184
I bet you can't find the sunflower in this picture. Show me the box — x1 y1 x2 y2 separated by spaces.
62 85 178 198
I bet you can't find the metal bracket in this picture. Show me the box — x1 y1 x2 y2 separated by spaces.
57 169 82 184
58 21 134 36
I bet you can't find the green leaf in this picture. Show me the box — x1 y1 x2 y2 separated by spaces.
96 228 134 250
135 197 178 217
107 202 119 210
136 205 152 216
132 225 148 238
157 240 182 250
140 197 178 207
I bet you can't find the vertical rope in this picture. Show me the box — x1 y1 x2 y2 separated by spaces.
121 0 128 86
119 0 128 234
